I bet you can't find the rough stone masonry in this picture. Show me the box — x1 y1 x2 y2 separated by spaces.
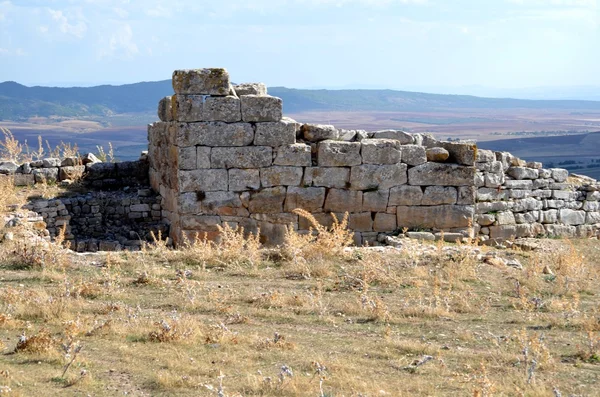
148 68 600 246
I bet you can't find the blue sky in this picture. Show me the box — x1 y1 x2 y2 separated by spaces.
0 0 598 92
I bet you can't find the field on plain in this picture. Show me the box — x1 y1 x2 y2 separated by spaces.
0 182 599 396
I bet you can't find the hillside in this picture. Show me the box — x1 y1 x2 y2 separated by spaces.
3 80 600 120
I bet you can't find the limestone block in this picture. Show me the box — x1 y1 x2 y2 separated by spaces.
257 222 289 246
426 147 449 162
511 157 527 167
553 190 577 200
586 211 600 224
19 162 32 174
475 172 485 187
488 225 517 240
476 149 495 163
349 212 373 232
178 192 201 214
401 145 427 166
476 201 512 214
233 83 267 96
158 96 173 122
179 169 228 192
33 168 59 183
85 162 116 180
545 200 565 209
509 190 532 199
324 189 363 213
260 166 303 187
576 225 596 238
545 224 576 238
200 192 245 216
178 146 197 170
196 147 212 169
587 191 600 201
559 209 586 225
504 180 533 189
408 163 475 186
539 169 552 179
495 152 512 171
549 183 573 191
438 142 476 166
43 158 61 168
457 186 476 205
301 124 339 142
172 68 230 95
13 173 35 186
477 188 508 202
203 95 242 122
406 232 435 241
421 186 457 206
507 167 538 180
533 179 551 189
61 157 80 167
371 130 414 144
532 189 552 199
515 212 538 224
177 122 253 147
485 172 505 188
318 141 362 167
477 214 495 226
59 166 85 181
350 164 407 190
373 213 396 232
513 198 543 212
240 95 282 122
254 120 298 147
181 215 221 231
396 205 474 229
476 161 503 173
527 161 542 169
338 129 357 141
583 201 599 211
249 186 287 214
388 185 423 206
229 169 260 191
211 147 272 169
361 139 402 164
284 187 326 212
172 94 204 122
274 144 311 167
304 167 350 188
0 162 18 175
551 168 569 183
363 190 390 212
496 211 516 225
298 213 337 230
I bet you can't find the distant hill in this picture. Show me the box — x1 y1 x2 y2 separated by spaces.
3 80 600 120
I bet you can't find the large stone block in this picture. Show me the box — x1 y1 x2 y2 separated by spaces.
229 169 260 191
240 95 282 122
85 162 116 180
304 167 350 188
371 130 414 144
254 120 298 147
477 188 508 202
361 139 402 165
196 147 211 169
203 95 242 122
551 168 569 183
496 211 516 225
586 211 600 224
318 141 362 167
177 122 253 147
373 213 397 232
435 141 476 166
396 205 474 229
33 167 59 183
476 149 495 163
504 180 533 189
545 224 576 238
178 146 197 170
350 164 407 190
233 83 267 96
488 225 517 240
324 189 363 212
273 144 311 166
476 201 512 214
158 96 173 122
388 185 423 206
402 145 427 166
559 209 586 225
199 192 245 216
349 212 373 232
284 187 326 212
179 169 228 192
211 147 272 169
363 190 390 212
172 68 230 95
260 166 303 187
507 167 538 180
301 124 339 142
180 215 221 231
172 94 204 122
513 197 543 212
249 186 287 214
59 165 85 181
457 186 476 205
408 163 475 186
421 186 457 206
484 172 504 188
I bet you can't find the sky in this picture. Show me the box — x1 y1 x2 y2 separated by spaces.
0 0 599 94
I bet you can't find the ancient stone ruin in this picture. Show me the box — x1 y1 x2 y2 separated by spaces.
2 67 599 250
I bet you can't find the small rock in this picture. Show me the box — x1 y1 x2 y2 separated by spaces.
506 259 523 270
542 265 554 275
426 147 450 162
81 153 101 165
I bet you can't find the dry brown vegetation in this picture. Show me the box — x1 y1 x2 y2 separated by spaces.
0 186 599 396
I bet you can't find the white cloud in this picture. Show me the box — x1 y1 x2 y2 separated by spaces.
38 25 48 34
98 23 139 59
48 8 88 38
113 7 128 18
0 47 8 54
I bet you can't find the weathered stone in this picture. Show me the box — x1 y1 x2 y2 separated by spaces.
229 169 260 191
435 232 465 243
203 95 242 122
324 189 363 212
476 161 503 173
488 225 517 241
301 124 339 142
457 186 476 205
515 212 538 224
553 190 576 200
350 164 407 190
526 161 542 169
504 180 533 189
495 151 511 171
42 158 61 168
496 211 516 225
396 205 474 229
545 200 565 209
172 94 204 122
551 168 569 183
388 185 423 206
240 95 282 122
363 190 390 212
513 198 543 212
303 167 350 188
177 122 253 147
361 139 402 164
539 169 552 179
477 188 508 202
19 162 32 174
172 68 230 95
475 172 485 187
349 212 373 232
507 167 538 180
559 209 586 225
509 190 531 199
274 144 311 167
532 189 552 199
533 179 550 189
421 186 457 206
0 162 18 175
181 215 221 231
198 192 245 216
426 147 449 162
86 162 116 179
545 224 576 238
233 83 267 96
338 129 357 141
59 166 85 181
284 187 326 212
158 96 173 122
401 145 427 166
33 168 59 183
373 213 396 232
211 147 272 169
476 149 495 163
179 169 228 192
60 157 80 167
13 173 35 186
408 163 475 186
485 172 504 188
476 201 512 214
254 120 298 146
318 141 362 167
586 212 600 224
438 141 476 166
371 130 414 144
477 214 495 226
583 201 599 211
249 187 287 214
260 166 303 187
406 231 435 241
178 146 197 170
